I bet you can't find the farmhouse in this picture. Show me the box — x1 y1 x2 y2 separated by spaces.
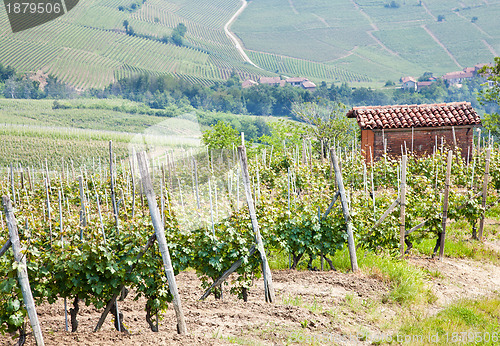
347 102 481 163
258 76 285 87
401 76 417 91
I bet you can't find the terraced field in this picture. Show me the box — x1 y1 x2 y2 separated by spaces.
0 0 269 89
233 0 500 83
1 0 499 88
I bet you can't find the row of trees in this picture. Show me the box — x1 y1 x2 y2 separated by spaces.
1 59 499 132
92 70 498 120
0 68 76 99
122 21 187 47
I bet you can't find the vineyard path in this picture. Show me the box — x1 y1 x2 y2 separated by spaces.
224 0 262 70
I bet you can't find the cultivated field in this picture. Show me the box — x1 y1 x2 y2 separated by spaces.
0 0 269 89
8 0 498 88
1 127 500 345
233 0 500 82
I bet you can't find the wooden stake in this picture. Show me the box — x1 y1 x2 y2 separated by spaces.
439 150 453 260
452 126 457 148
0 239 11 257
58 190 63 241
78 176 86 240
478 148 491 239
411 127 414 153
192 157 200 209
238 146 275 303
2 196 45 346
129 158 136 219
109 141 119 231
136 152 187 334
330 149 359 272
10 164 15 205
399 155 407 257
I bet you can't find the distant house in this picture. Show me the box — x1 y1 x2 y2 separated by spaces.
401 76 417 91
301 80 316 91
416 80 434 91
285 77 308 87
442 70 474 86
242 79 258 88
258 76 285 87
251 76 316 90
347 102 481 163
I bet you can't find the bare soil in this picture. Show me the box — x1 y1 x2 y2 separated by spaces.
1 251 499 346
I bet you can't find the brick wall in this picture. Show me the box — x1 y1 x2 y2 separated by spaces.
362 126 475 162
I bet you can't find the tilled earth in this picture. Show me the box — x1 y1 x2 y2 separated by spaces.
1 250 499 345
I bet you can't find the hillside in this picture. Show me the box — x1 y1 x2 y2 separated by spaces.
233 0 500 83
0 0 499 89
0 0 273 89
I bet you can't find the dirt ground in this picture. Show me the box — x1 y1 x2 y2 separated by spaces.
1 249 499 346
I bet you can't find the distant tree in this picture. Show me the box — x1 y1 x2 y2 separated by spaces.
202 121 239 150
176 23 187 37
171 32 183 46
171 23 187 46
385 1 400 8
471 16 478 23
418 71 434 81
0 63 15 81
385 80 395 87
478 57 500 136
123 20 129 31
292 102 358 157
437 15 445 22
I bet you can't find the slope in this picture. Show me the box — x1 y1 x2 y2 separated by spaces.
232 0 500 83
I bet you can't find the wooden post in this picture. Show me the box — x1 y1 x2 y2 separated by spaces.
439 150 453 260
452 126 457 148
399 155 407 257
58 190 63 240
78 176 86 240
478 148 491 239
208 178 215 236
330 149 359 272
411 127 414 154
45 177 52 244
0 239 11 257
109 141 119 231
129 157 136 219
96 194 106 245
2 196 45 346
238 146 275 303
10 164 16 205
369 147 375 215
192 157 200 209
136 151 187 334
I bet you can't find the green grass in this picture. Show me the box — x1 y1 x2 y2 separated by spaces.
269 247 432 306
0 98 167 133
397 293 500 345
413 237 500 264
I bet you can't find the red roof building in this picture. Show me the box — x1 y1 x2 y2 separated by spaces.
347 102 481 162
258 76 285 86
401 76 417 91
242 79 258 88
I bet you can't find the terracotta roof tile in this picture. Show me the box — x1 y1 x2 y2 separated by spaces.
346 102 481 130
